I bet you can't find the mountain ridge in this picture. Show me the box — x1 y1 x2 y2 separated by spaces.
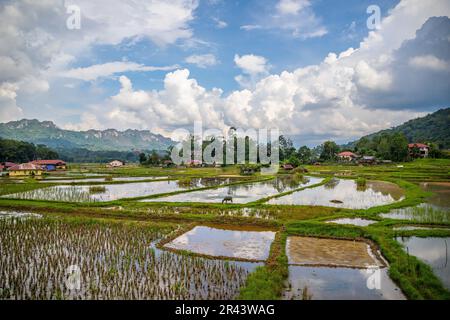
343 108 450 149
0 119 174 152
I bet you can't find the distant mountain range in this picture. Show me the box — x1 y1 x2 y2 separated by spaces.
0 119 174 152
1 108 449 154
345 108 450 149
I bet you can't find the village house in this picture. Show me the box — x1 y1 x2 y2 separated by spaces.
408 143 429 158
281 164 295 171
163 160 174 168
337 151 357 162
8 163 44 177
358 156 377 165
186 160 202 167
1 162 17 170
30 160 67 171
108 160 125 168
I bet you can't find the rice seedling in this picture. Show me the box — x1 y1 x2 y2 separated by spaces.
2 186 97 202
381 204 450 223
356 177 367 188
0 218 251 300
104 176 114 182
89 186 106 194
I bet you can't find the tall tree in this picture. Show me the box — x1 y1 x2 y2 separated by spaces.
320 141 339 161
297 146 312 164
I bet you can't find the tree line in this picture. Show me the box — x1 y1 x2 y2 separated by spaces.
0 138 59 163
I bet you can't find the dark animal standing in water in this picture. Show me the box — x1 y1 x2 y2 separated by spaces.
222 196 233 204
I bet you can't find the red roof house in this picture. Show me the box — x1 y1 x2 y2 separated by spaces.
338 151 357 161
8 163 44 176
30 160 66 170
408 143 429 158
2 162 17 169
282 164 295 170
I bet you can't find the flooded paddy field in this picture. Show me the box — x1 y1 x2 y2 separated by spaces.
1 178 238 202
284 266 405 300
286 237 383 268
0 218 256 300
164 225 276 261
144 176 322 204
393 225 450 231
396 237 450 290
268 179 404 209
380 203 450 223
41 176 169 183
326 218 377 227
284 236 404 300
381 182 450 223
0 210 42 219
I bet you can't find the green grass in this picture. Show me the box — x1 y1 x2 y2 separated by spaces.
239 232 288 300
1 159 450 300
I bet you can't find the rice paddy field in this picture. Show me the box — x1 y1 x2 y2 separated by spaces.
0 158 449 300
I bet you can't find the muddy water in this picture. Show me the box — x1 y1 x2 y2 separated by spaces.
164 226 276 261
268 179 404 209
286 237 383 268
284 266 405 300
396 237 450 290
144 176 322 204
326 218 377 227
284 236 404 300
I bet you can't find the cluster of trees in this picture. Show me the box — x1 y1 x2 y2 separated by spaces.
277 131 446 165
139 150 171 165
137 130 447 168
0 138 59 163
355 132 444 161
355 133 409 161
57 148 139 163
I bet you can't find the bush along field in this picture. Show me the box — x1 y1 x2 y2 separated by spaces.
0 159 449 300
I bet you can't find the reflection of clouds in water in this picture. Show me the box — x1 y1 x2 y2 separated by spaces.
398 237 449 264
146 177 322 204
287 266 405 300
165 226 275 260
271 179 402 209
397 237 450 290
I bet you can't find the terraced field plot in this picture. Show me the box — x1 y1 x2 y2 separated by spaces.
145 176 322 204
269 179 404 209
2 178 239 202
286 236 382 268
0 218 256 300
164 225 276 261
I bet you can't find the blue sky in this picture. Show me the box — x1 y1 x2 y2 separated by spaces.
1 0 449 146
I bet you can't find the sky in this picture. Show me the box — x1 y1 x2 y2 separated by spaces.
0 0 449 147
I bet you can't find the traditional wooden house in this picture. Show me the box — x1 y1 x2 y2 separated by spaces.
108 160 125 168
8 163 44 177
30 160 67 171
408 143 429 158
186 160 202 167
282 164 295 171
358 156 377 165
1 162 17 170
337 151 357 162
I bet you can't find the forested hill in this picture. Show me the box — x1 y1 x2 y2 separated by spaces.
347 108 450 149
0 119 174 152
